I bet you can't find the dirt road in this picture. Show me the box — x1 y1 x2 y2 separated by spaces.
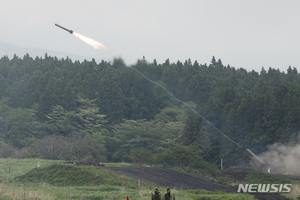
104 166 290 200
105 166 234 192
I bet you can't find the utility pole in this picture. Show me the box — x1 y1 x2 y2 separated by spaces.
221 159 223 170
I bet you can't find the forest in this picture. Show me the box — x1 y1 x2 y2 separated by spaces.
0 53 300 168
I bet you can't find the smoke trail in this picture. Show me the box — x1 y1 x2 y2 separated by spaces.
130 66 243 149
254 137 300 175
71 31 243 149
73 32 107 51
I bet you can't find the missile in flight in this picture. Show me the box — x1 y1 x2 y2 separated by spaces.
245 148 266 165
55 24 73 34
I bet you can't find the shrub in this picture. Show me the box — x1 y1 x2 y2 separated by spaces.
29 132 106 162
0 143 15 158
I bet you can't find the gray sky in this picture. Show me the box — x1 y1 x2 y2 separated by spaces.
1 0 299 72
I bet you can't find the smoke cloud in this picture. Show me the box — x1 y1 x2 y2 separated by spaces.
255 139 300 175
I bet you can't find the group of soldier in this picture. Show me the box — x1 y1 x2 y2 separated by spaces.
152 187 175 200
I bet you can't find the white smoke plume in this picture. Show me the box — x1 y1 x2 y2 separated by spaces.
255 139 300 175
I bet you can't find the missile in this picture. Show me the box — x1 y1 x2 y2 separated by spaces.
55 24 73 34
245 148 266 165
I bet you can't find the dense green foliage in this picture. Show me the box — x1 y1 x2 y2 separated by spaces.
0 54 300 167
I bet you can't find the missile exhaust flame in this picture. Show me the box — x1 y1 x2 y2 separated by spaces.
55 23 107 51
73 32 107 51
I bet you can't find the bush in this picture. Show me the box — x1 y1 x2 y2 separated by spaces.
13 147 31 159
29 132 106 162
71 132 106 162
130 147 153 165
157 145 209 168
0 143 15 158
30 135 64 159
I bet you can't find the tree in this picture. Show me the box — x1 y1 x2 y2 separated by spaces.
181 115 201 146
211 56 216 66
44 105 77 135
62 132 106 162
163 58 170 66
0 97 12 139
157 145 209 169
8 107 39 148
38 78 59 121
31 135 64 159
0 74 8 98
74 132 106 162
130 147 153 165
75 96 107 134
31 132 106 161
44 97 107 137
107 119 182 162
0 143 15 158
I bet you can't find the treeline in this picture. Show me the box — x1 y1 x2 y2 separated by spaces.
0 54 158 122
0 54 300 167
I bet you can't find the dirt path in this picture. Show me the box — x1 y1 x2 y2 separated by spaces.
104 166 234 192
103 166 290 200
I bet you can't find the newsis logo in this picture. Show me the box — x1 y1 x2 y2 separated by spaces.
237 184 292 193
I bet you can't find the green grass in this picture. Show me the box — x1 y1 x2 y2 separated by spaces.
178 189 256 200
243 171 293 184
0 159 256 199
0 184 140 200
0 184 256 200
14 163 138 188
242 172 300 200
101 163 132 167
0 158 61 181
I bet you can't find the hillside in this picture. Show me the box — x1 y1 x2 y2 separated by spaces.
0 159 258 200
0 55 299 167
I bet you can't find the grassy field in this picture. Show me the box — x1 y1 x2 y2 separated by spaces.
0 158 256 200
243 171 293 184
0 158 61 182
0 184 256 200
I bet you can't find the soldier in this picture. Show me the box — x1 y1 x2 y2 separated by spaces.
164 187 175 200
152 187 161 200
